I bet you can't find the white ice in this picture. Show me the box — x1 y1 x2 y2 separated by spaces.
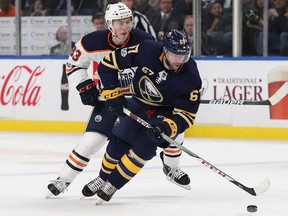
0 132 287 216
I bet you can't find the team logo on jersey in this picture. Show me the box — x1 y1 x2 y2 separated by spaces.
156 70 168 84
94 115 102 122
121 48 128 57
119 67 136 88
139 76 163 102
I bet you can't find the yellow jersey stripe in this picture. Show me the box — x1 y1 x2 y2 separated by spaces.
121 154 142 174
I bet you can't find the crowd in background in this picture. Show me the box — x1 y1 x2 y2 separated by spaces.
1 0 288 56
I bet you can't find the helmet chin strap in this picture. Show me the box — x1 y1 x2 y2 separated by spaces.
164 55 173 70
108 19 133 43
107 21 124 43
111 27 131 43
110 27 124 42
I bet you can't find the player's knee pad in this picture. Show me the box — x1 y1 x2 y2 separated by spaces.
74 132 107 159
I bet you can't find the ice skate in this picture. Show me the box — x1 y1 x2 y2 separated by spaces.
160 151 191 190
47 177 70 198
95 181 117 205
82 176 105 197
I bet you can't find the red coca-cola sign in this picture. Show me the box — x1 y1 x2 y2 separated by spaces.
0 65 44 106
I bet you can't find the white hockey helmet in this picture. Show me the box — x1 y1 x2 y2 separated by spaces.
105 3 133 33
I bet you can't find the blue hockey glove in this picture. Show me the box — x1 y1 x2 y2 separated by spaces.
146 123 169 148
101 86 127 117
76 79 99 106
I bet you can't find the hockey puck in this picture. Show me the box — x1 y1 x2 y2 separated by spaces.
247 205 257 212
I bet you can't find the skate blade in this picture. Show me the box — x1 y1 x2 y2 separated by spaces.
95 197 105 205
166 176 191 190
46 191 54 199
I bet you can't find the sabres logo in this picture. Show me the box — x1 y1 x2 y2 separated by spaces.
138 76 163 102
179 39 186 45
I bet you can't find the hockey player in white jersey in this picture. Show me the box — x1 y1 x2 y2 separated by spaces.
47 2 190 198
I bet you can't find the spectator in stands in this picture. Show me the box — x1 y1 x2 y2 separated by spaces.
149 0 160 10
0 0 23 16
46 0 68 15
134 0 157 24
121 0 156 38
73 0 100 15
46 0 99 15
50 26 75 56
91 12 106 30
202 0 214 9
202 0 231 9
202 1 232 55
173 0 192 15
183 15 193 45
29 0 47 16
242 0 264 55
151 0 184 41
257 0 288 56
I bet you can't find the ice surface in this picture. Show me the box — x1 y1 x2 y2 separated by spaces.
0 132 287 216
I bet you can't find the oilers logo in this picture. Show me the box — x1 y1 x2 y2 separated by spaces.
94 115 102 122
119 67 135 89
139 76 163 102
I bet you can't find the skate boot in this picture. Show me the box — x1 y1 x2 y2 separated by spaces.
95 181 117 205
47 177 70 197
82 176 105 197
160 151 191 190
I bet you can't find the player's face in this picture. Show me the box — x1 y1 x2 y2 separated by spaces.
166 51 187 71
112 18 132 41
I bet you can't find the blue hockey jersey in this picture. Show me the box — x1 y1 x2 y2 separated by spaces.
98 40 202 134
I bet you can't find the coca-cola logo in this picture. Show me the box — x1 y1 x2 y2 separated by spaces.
0 65 44 106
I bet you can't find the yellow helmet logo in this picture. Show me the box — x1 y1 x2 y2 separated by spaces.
179 39 186 45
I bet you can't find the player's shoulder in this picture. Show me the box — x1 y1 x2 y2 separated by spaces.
129 29 155 42
80 29 110 52
138 40 162 53
132 40 162 60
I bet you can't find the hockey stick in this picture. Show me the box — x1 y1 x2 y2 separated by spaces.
123 107 270 196
98 81 288 106
201 81 288 105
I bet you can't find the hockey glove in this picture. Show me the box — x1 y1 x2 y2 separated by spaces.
146 118 178 148
76 79 99 106
101 86 127 117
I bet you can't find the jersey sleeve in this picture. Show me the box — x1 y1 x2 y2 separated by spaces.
98 44 141 88
171 80 202 133
165 63 202 134
66 39 93 87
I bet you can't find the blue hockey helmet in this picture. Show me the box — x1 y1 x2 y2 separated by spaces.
163 29 191 63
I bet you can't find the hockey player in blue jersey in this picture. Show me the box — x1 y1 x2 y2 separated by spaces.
47 3 191 197
90 29 202 204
